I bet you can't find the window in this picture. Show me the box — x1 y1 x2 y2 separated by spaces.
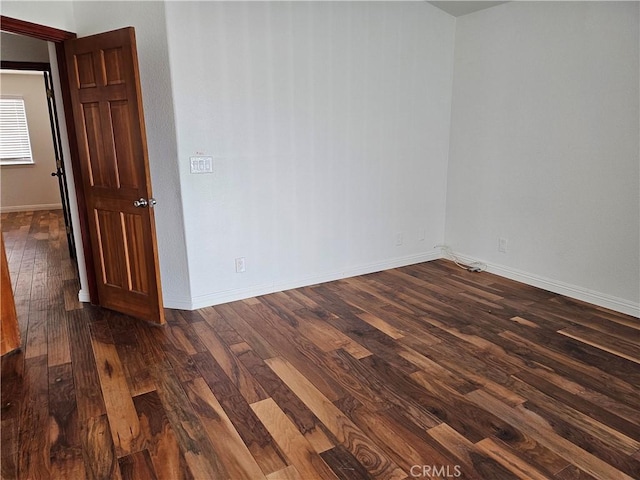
0 97 34 165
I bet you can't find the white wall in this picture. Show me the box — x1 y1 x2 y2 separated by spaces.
0 72 62 211
165 1 455 307
446 2 640 314
0 1 76 32
1 32 50 63
4 1 636 316
71 1 192 307
1 0 192 307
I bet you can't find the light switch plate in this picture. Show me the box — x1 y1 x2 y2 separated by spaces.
190 156 213 174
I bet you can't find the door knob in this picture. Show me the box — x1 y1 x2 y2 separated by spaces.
133 198 157 208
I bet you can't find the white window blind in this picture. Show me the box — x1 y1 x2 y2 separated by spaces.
0 97 34 165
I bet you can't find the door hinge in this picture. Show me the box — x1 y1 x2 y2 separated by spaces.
46 89 54 99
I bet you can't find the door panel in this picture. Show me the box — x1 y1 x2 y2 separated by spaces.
1 235 20 356
65 27 164 324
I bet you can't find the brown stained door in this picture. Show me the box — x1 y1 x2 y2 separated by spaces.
64 27 164 324
1 235 20 355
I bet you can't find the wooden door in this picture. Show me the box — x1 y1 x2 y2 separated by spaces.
64 28 164 324
1 235 20 355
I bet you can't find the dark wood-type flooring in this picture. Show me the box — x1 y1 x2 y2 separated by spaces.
2 210 639 480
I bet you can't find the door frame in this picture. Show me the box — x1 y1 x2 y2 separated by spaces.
1 15 98 303
1 61 78 261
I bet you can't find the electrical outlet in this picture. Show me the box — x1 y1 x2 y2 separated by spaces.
498 237 508 253
235 257 246 273
396 232 403 246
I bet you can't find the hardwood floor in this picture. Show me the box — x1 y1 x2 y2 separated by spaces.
2 210 639 480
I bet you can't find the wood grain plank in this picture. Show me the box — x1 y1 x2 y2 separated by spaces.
320 445 374 480
266 356 407 480
3 212 640 480
466 389 635 480
24 300 47 359
512 370 640 446
329 349 436 427
108 313 155 397
475 437 550 480
266 465 303 480
67 308 106 421
399 345 479 395
214 302 279 360
192 321 269 405
362 353 506 443
50 451 87 480
47 306 71 366
499 330 640 411
302 285 420 376
196 306 244 344
156 365 230 479
355 312 406 340
49 363 84 479
336 277 437 337
82 414 122 480
554 464 600 480
341 277 418 316
132 321 232 480
18 355 50 480
335 395 458 477
513 367 640 439
88 317 143 457
1 348 23 480
508 376 640 478
164 311 210 357
262 293 370 357
427 423 522 480
133 390 193 480
192 349 287 475
234 345 336 453
558 325 640 364
251 397 338 480
184 377 266 480
234 300 348 402
118 450 158 480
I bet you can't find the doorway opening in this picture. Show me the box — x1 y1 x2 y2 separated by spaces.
1 16 166 325
0 17 97 304
0 59 77 262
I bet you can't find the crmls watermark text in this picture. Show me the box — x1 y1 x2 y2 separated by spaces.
410 465 462 478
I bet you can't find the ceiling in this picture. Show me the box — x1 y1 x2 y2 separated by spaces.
428 1 509 17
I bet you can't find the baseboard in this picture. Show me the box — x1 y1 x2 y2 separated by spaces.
163 296 195 310
454 253 640 318
1 203 62 213
78 289 91 303
185 251 442 311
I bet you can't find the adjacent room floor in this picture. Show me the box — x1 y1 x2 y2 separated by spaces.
2 210 639 479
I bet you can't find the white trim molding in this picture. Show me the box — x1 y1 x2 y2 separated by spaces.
163 296 195 311
165 249 639 319
181 251 442 311
454 253 640 318
78 289 91 303
1 203 62 213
